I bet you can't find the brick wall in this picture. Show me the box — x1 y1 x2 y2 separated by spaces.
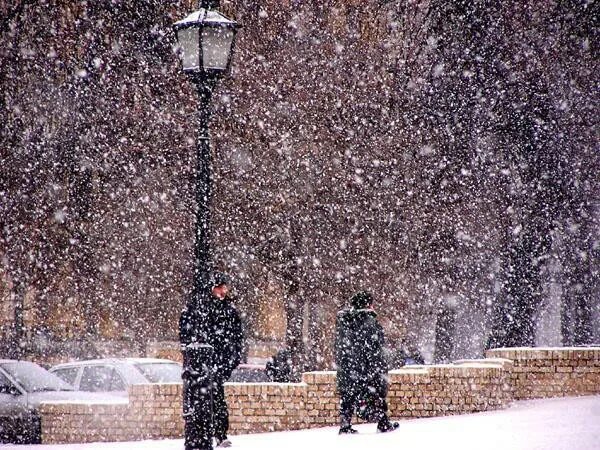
41 384 183 443
388 362 513 418
486 347 600 399
303 372 338 426
41 402 130 443
39 347 600 444
228 383 308 433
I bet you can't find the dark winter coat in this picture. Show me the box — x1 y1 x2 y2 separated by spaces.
179 294 243 383
335 308 388 395
265 349 292 382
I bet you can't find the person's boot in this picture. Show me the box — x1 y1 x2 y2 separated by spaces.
215 436 233 447
339 425 359 434
377 420 400 433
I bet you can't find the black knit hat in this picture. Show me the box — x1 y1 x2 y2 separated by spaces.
350 291 373 309
210 271 231 287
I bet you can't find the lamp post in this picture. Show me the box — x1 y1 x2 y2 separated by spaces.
173 2 238 449
174 0 239 297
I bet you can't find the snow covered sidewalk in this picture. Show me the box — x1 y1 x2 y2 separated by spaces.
6 395 600 450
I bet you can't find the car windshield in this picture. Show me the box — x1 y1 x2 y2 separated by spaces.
0 361 74 393
133 362 182 383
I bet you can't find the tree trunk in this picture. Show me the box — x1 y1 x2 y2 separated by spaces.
561 219 596 346
10 282 26 359
433 303 456 363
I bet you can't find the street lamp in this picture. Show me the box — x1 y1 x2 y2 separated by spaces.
173 2 238 450
174 4 238 76
173 0 239 294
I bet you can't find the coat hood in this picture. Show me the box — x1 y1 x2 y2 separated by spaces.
337 307 377 323
349 291 373 309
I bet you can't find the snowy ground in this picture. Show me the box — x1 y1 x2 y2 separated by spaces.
5 395 600 450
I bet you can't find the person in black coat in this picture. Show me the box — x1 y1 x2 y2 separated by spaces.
180 272 243 449
335 291 399 434
265 348 292 382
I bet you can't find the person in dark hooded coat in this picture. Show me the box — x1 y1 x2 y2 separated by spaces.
335 291 399 434
265 348 292 382
180 272 243 449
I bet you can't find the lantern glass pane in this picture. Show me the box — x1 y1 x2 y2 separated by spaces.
177 27 200 70
201 27 234 70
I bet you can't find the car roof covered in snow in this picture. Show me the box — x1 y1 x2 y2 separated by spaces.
50 358 180 369
0 359 46 365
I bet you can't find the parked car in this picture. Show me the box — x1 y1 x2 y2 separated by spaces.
50 358 182 395
0 359 118 444
229 363 271 382
385 345 426 369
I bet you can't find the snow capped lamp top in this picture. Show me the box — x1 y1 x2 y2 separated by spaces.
173 2 239 76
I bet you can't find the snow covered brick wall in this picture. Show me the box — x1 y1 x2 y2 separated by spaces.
37 366 515 444
227 382 308 433
40 401 130 443
127 383 185 438
388 362 513 418
39 384 183 444
486 347 600 399
304 371 340 426
38 348 600 444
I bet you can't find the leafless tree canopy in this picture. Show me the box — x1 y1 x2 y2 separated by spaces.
1 0 598 365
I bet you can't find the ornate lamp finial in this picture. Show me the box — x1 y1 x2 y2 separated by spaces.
199 0 220 9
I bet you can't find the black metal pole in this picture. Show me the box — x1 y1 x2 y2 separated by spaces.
193 75 217 298
182 74 218 450
182 343 214 450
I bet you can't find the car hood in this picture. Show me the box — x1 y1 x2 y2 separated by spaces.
27 391 127 408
